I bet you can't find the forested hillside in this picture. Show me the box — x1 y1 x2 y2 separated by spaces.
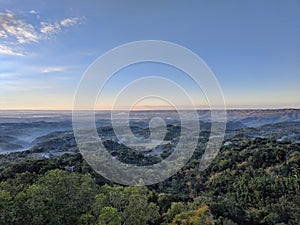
1 137 299 225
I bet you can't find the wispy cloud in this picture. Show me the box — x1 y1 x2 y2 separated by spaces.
0 72 17 78
0 30 8 38
60 17 80 27
2 79 55 92
0 10 83 56
40 67 66 73
0 12 39 44
0 44 23 56
40 22 61 35
40 17 82 36
29 10 38 15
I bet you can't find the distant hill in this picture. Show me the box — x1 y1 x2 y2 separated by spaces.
228 121 300 143
225 109 300 127
1 109 300 153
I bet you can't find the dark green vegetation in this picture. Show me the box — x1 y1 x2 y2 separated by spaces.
1 132 299 225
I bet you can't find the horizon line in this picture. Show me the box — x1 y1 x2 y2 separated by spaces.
0 107 300 111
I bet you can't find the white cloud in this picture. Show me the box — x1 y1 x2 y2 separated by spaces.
0 72 20 78
0 12 39 43
0 45 23 56
29 10 38 14
0 11 83 56
40 67 66 73
0 30 8 38
40 22 61 35
60 17 80 27
41 17 81 35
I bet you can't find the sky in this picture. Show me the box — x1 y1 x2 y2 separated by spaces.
0 0 299 110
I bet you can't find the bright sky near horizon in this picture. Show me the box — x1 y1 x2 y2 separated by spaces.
0 0 299 110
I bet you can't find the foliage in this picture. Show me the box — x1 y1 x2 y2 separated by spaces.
0 137 299 224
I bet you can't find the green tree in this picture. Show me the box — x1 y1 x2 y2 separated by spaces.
170 205 214 225
163 202 185 223
0 189 13 225
97 207 121 225
123 194 160 225
98 185 160 225
12 169 98 225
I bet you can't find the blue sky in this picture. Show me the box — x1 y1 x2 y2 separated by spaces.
0 0 299 109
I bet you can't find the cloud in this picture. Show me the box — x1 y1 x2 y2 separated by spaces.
0 11 83 56
0 30 8 38
0 45 24 56
0 12 39 43
41 17 82 36
0 73 11 78
40 67 66 73
29 10 38 14
60 17 80 27
40 22 61 35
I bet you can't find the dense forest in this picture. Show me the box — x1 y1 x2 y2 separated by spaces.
1 135 299 225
